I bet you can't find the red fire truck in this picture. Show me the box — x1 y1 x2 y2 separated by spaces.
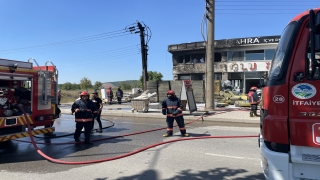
0 58 60 142
259 8 320 179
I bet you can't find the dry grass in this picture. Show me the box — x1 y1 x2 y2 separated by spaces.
60 89 132 103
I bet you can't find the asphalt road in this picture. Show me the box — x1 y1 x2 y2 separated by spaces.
0 114 263 180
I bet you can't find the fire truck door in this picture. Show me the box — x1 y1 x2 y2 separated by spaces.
289 24 320 148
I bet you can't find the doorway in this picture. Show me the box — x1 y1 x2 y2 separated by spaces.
245 79 260 93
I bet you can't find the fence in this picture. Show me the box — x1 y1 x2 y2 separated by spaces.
147 80 205 103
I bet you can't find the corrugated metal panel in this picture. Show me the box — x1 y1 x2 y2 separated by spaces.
158 81 170 102
170 81 183 99
192 80 205 103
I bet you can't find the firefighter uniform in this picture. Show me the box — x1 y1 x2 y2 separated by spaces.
71 91 98 144
106 87 113 105
116 87 123 104
162 90 189 137
247 86 260 117
91 92 103 133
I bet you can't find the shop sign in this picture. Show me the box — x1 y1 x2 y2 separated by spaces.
235 36 280 45
224 62 271 72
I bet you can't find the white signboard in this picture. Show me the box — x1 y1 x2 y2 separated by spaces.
215 61 272 72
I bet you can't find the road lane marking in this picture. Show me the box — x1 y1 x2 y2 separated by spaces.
205 153 260 161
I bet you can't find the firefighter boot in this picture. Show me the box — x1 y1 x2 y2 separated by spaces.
254 110 260 117
250 111 254 117
96 128 102 133
44 132 56 137
163 131 173 137
180 129 189 137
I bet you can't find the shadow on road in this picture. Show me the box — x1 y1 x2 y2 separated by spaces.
94 168 264 180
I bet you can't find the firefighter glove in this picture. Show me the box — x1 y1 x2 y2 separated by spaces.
172 110 179 116
162 109 166 115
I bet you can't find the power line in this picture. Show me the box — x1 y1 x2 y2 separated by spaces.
0 29 131 54
57 52 140 69
216 0 319 2
215 5 319 6
53 44 140 62
54 48 140 66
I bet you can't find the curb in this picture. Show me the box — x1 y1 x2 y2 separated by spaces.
60 109 260 125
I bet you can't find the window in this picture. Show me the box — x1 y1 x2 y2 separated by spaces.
178 56 184 63
191 54 204 63
245 50 264 60
185 55 191 63
178 75 190 80
265 49 275 60
214 53 222 62
227 51 244 61
269 22 297 80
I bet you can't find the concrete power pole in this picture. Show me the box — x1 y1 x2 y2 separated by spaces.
205 0 215 111
137 22 148 91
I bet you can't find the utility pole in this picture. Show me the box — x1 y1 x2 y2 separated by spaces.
137 22 148 91
205 0 215 111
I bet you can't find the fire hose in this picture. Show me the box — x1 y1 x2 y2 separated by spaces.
17 107 258 165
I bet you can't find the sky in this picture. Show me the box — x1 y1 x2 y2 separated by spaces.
0 0 319 84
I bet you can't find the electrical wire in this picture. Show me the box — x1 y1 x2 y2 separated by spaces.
215 0 319 2
0 29 131 54
57 52 141 69
201 0 208 44
53 44 140 62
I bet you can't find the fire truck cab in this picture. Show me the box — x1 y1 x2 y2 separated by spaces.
259 8 320 180
0 58 60 142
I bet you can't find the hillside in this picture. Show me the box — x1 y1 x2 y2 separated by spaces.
106 80 140 87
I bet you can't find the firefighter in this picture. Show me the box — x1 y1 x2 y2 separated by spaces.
71 91 98 144
106 87 113 105
162 90 189 137
91 91 103 133
57 90 62 105
116 87 123 104
247 86 260 117
137 88 142 94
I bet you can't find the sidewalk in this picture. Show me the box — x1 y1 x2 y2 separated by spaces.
59 103 260 125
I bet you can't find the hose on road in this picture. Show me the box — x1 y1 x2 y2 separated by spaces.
18 107 258 165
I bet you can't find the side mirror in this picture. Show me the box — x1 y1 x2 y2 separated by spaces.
294 72 305 82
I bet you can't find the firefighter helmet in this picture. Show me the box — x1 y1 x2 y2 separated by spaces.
80 91 89 96
167 90 175 95
250 86 258 91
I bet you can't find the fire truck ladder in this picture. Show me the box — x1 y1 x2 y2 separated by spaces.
28 58 48 105
45 61 58 104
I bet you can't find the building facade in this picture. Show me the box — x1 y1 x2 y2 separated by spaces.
168 35 280 93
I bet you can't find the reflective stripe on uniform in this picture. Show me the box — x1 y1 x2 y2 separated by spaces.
167 106 178 108
166 113 183 117
167 128 173 131
75 118 92 122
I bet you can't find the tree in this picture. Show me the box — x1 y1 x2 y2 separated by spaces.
139 71 163 88
120 82 132 90
80 77 92 91
93 81 102 90
72 83 80 90
58 84 63 89
62 82 73 90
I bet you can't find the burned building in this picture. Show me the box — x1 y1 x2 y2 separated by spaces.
168 35 280 93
